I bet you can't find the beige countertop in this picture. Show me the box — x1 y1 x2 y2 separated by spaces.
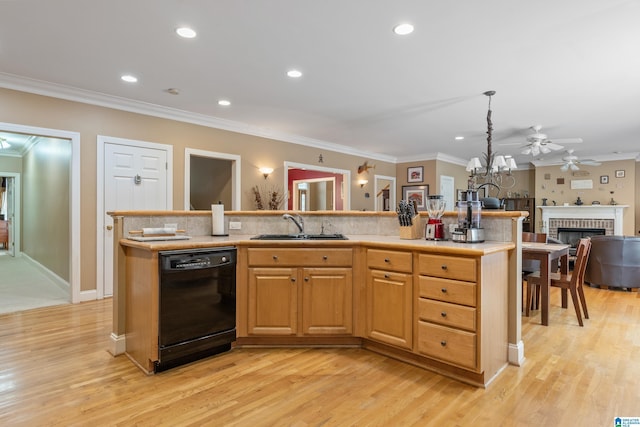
120 234 514 255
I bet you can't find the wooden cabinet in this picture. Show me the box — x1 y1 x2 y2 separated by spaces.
366 249 413 350
416 254 478 370
504 197 535 232
248 267 298 335
415 251 509 383
246 248 353 337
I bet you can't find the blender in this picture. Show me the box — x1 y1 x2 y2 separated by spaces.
452 190 485 243
425 195 446 240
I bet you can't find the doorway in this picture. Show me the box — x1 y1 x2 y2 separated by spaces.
374 174 396 212
184 148 241 210
284 161 351 211
0 121 80 304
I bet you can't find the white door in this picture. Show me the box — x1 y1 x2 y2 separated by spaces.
102 142 170 296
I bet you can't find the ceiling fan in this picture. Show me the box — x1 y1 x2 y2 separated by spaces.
560 149 601 171
500 125 583 156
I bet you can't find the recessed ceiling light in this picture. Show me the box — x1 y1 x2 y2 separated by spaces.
121 75 138 83
176 27 197 38
393 23 414 35
455 136 464 140
218 99 231 106
287 69 303 78
165 88 180 95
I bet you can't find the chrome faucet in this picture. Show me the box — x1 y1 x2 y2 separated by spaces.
283 213 304 234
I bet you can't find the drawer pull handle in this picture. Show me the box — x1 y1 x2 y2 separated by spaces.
291 277 296 282
440 340 447 347
273 255 278 260
384 274 390 279
304 277 309 282
384 258 390 263
323 255 328 260
441 264 448 270
441 288 447 293
441 311 447 317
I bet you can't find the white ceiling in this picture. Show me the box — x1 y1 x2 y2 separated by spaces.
1 0 639 166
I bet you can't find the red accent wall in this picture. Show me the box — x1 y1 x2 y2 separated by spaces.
287 168 344 210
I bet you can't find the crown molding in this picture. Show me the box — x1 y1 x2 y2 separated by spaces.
0 72 398 164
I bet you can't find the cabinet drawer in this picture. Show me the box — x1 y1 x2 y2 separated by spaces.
419 276 477 307
248 248 352 267
418 254 476 282
367 249 412 273
417 321 477 370
417 298 476 332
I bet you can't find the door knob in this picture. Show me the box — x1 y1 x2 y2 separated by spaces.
106 225 113 230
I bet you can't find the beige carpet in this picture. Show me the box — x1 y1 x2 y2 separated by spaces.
0 251 70 314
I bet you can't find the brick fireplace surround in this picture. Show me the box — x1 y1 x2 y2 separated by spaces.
539 205 628 238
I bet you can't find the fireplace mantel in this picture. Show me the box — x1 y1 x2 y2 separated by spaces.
539 205 628 235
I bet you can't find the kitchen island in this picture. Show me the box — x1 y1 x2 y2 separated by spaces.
116 213 518 387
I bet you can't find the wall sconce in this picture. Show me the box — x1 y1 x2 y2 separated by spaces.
259 167 274 179
358 179 368 188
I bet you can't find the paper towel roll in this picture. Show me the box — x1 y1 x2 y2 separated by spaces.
211 204 225 236
142 227 176 236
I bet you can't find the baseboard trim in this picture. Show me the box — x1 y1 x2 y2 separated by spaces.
508 341 525 366
109 333 126 356
21 252 70 293
79 289 97 302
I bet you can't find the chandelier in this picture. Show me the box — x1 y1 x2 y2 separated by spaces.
465 90 516 196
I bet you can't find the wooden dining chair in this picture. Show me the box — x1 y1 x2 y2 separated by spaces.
526 238 592 326
522 232 547 316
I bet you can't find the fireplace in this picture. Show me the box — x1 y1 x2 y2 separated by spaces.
539 205 627 237
557 227 605 255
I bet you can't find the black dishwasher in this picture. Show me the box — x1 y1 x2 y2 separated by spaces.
156 247 236 372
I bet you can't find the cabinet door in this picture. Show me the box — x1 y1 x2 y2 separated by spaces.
248 267 298 335
366 269 413 349
302 268 353 335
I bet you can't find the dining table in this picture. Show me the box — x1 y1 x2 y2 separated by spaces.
522 241 570 326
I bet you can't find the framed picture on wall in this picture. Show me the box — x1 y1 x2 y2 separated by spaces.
615 170 625 178
407 166 424 183
402 185 429 211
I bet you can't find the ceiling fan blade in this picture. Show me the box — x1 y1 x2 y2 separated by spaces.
548 138 583 144
580 160 602 166
521 147 532 155
545 142 565 151
540 145 551 154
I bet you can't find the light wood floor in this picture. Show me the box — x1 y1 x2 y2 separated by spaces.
1 285 639 427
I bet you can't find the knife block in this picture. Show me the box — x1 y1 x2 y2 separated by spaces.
399 216 422 239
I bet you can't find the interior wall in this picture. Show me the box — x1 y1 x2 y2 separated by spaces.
533 159 636 235
0 87 396 293
190 157 232 209
21 137 71 280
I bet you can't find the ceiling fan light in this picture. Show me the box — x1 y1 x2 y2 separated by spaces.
506 157 517 170
570 163 579 171
560 164 569 172
540 145 551 154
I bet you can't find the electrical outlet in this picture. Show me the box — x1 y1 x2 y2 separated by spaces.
229 221 241 230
